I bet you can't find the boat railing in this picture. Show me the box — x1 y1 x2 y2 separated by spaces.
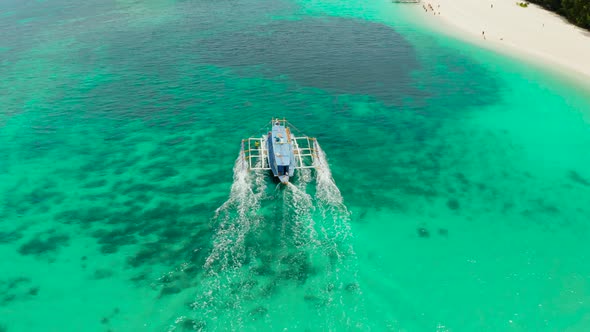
292 136 317 169
243 120 318 171
271 118 288 127
243 137 271 170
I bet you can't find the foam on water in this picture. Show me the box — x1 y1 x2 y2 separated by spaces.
183 149 267 330
313 141 348 214
205 148 263 270
313 141 356 265
166 141 365 330
285 182 319 249
312 141 365 328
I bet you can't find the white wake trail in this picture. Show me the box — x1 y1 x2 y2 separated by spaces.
285 182 319 249
312 140 365 329
205 148 262 270
191 149 267 330
170 141 366 331
313 140 353 245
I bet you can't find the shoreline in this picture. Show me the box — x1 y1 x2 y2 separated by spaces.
406 0 590 89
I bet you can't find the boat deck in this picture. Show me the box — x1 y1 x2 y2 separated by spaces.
242 119 317 172
271 124 291 166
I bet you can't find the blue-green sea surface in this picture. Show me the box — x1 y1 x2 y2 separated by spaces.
1 0 589 331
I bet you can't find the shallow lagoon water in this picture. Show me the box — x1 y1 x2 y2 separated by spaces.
1 0 590 331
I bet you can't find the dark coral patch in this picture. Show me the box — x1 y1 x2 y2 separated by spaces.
1 294 16 305
18 233 70 256
198 18 422 104
257 276 281 297
0 277 38 306
568 170 590 186
251 264 274 277
7 277 31 289
417 227 430 238
249 305 268 319
303 294 325 308
446 198 460 210
129 272 149 283
438 228 449 237
304 294 320 302
0 230 23 244
163 136 190 146
180 318 205 331
141 201 182 223
28 287 39 296
99 244 119 254
54 207 111 225
454 172 469 186
534 199 560 215
160 285 182 297
120 183 158 196
93 228 137 255
127 245 161 268
279 253 315 284
93 269 114 280
22 186 62 206
148 166 180 182
159 226 187 243
345 283 360 292
83 179 108 189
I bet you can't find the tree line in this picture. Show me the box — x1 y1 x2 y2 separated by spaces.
527 0 590 29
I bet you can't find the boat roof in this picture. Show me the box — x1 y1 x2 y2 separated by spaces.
271 124 291 166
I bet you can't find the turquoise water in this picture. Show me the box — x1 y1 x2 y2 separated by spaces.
2 0 590 331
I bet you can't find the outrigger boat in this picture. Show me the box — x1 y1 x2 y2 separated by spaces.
242 119 317 184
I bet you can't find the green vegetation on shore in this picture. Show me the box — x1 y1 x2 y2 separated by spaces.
528 0 590 29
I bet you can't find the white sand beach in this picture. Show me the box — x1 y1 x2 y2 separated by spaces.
413 0 590 82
